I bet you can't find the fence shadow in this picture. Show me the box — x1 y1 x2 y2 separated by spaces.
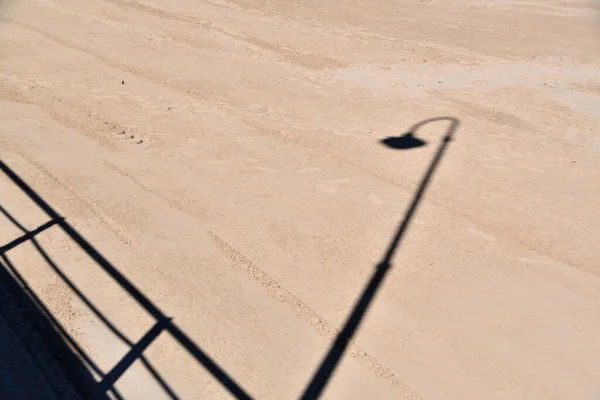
0 161 252 400
0 249 108 400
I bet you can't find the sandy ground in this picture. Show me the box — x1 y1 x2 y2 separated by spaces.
1 0 600 398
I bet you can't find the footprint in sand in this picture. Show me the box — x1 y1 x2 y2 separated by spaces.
325 178 350 184
116 130 144 145
467 227 496 242
298 167 321 174
316 184 338 193
517 255 560 265
366 194 384 206
519 165 544 173
315 178 349 193
255 166 278 172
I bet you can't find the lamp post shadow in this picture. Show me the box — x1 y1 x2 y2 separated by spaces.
300 117 460 400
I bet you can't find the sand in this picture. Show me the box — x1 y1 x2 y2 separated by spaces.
1 0 600 398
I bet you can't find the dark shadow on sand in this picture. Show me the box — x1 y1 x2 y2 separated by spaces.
0 161 252 400
301 117 459 399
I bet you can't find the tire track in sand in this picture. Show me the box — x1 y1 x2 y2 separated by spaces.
0 76 139 152
1 17 232 108
98 0 347 70
1 146 137 246
208 231 422 400
102 159 421 399
3 16 585 278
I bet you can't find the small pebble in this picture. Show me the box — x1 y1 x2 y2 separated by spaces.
121 80 125 85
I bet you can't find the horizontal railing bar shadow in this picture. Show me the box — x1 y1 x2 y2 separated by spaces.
99 318 170 391
0 217 62 253
0 204 178 399
0 160 252 400
300 117 459 399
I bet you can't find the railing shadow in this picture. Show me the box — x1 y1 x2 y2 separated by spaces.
0 247 110 400
300 117 459 399
0 160 252 400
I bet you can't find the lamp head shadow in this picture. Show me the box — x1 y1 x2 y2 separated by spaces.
380 131 427 150
379 117 458 150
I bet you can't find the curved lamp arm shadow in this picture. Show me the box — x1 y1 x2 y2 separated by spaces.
408 116 459 143
411 116 458 139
